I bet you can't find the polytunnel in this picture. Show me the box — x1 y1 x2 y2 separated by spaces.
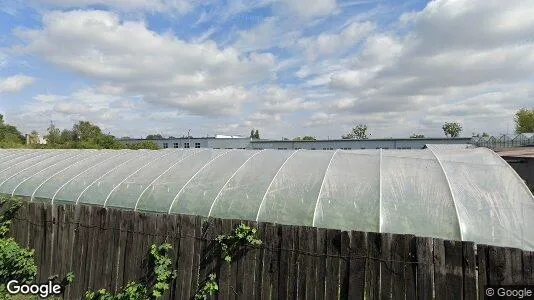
0 147 533 251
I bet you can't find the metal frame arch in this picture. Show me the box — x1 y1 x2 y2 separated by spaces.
167 149 234 214
255 149 301 222
134 149 208 211
11 151 86 196
74 151 149 205
102 150 175 208
51 151 132 204
312 149 339 227
208 149 266 217
30 150 109 201
427 145 464 241
0 150 69 189
0 151 52 175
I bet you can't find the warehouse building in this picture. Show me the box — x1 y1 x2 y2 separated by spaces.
121 136 473 150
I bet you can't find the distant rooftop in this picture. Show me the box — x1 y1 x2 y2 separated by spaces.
251 137 473 143
497 147 534 158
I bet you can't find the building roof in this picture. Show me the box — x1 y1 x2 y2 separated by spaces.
497 147 534 158
251 137 473 143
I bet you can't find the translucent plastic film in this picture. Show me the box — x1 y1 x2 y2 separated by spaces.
257 150 333 226
428 146 534 250
313 150 380 232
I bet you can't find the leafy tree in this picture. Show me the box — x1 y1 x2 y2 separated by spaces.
127 140 160 150
410 133 425 139
342 124 369 140
254 130 260 139
73 121 102 142
442 122 463 138
60 129 77 144
146 134 163 139
250 129 255 139
514 108 534 134
0 114 25 147
27 131 40 145
44 122 61 145
293 136 317 141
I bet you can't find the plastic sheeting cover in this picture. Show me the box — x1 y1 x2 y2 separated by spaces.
0 148 532 251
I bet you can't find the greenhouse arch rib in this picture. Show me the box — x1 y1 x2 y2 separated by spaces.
0 151 51 176
74 151 147 205
484 147 534 199
52 151 129 204
134 149 208 211
312 149 339 227
255 149 301 222
11 151 86 196
208 149 266 217
167 149 234 214
0 151 69 189
30 151 108 201
103 150 174 208
427 146 464 241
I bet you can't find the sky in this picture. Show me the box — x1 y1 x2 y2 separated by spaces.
0 0 533 139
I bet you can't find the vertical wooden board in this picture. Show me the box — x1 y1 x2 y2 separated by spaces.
84 205 100 292
94 207 112 290
325 229 341 300
113 210 128 291
72 205 91 298
190 216 203 298
253 222 266 299
51 205 64 277
348 231 367 300
12 201 29 247
259 222 277 300
390 234 407 300
278 225 296 300
104 208 120 292
443 240 463 300
415 237 433 300
476 244 489 300
379 233 393 300
87 207 106 290
168 214 183 300
365 232 380 300
63 204 77 299
304 226 317 300
432 238 446 300
462 242 477 300
175 214 197 300
523 251 534 285
296 226 306 300
315 228 327 300
200 218 222 299
240 220 259 300
40 204 54 281
29 203 44 282
339 231 350 300
404 235 417 300
487 246 512 285
218 218 234 300
120 210 137 286
510 248 523 284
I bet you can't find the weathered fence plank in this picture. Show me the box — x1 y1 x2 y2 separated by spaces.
315 228 327 300
304 226 317 300
444 240 463 300
462 241 477 300
524 251 534 285
415 237 433 300
279 224 296 299
477 244 489 300
433 238 446 300
325 229 341 299
365 232 380 300
348 231 367 300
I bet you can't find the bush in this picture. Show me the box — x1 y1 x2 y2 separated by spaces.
0 238 37 284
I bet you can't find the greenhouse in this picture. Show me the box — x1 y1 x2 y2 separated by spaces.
0 147 533 251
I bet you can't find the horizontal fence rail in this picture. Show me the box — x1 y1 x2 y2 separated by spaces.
7 202 534 299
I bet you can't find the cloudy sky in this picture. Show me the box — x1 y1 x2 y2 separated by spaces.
0 0 533 139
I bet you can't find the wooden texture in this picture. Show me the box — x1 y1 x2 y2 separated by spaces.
6 201 534 300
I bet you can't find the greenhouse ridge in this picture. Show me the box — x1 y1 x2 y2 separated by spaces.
0 147 533 251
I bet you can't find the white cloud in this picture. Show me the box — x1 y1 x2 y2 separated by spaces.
0 75 35 93
36 0 194 14
281 0 338 19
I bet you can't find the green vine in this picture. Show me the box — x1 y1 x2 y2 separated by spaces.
195 223 262 299
194 273 218 300
215 223 262 263
85 243 177 300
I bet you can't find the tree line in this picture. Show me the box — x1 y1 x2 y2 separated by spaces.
0 115 159 150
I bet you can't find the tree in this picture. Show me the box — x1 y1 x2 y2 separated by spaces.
44 122 61 145
127 140 160 150
410 133 425 139
0 115 25 147
73 121 102 142
254 129 260 139
342 124 368 140
514 108 534 134
146 134 163 139
442 122 463 138
472 132 489 138
250 129 255 139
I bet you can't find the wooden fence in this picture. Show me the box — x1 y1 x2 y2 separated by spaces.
7 202 534 299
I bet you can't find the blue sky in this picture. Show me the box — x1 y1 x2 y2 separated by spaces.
0 0 533 139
